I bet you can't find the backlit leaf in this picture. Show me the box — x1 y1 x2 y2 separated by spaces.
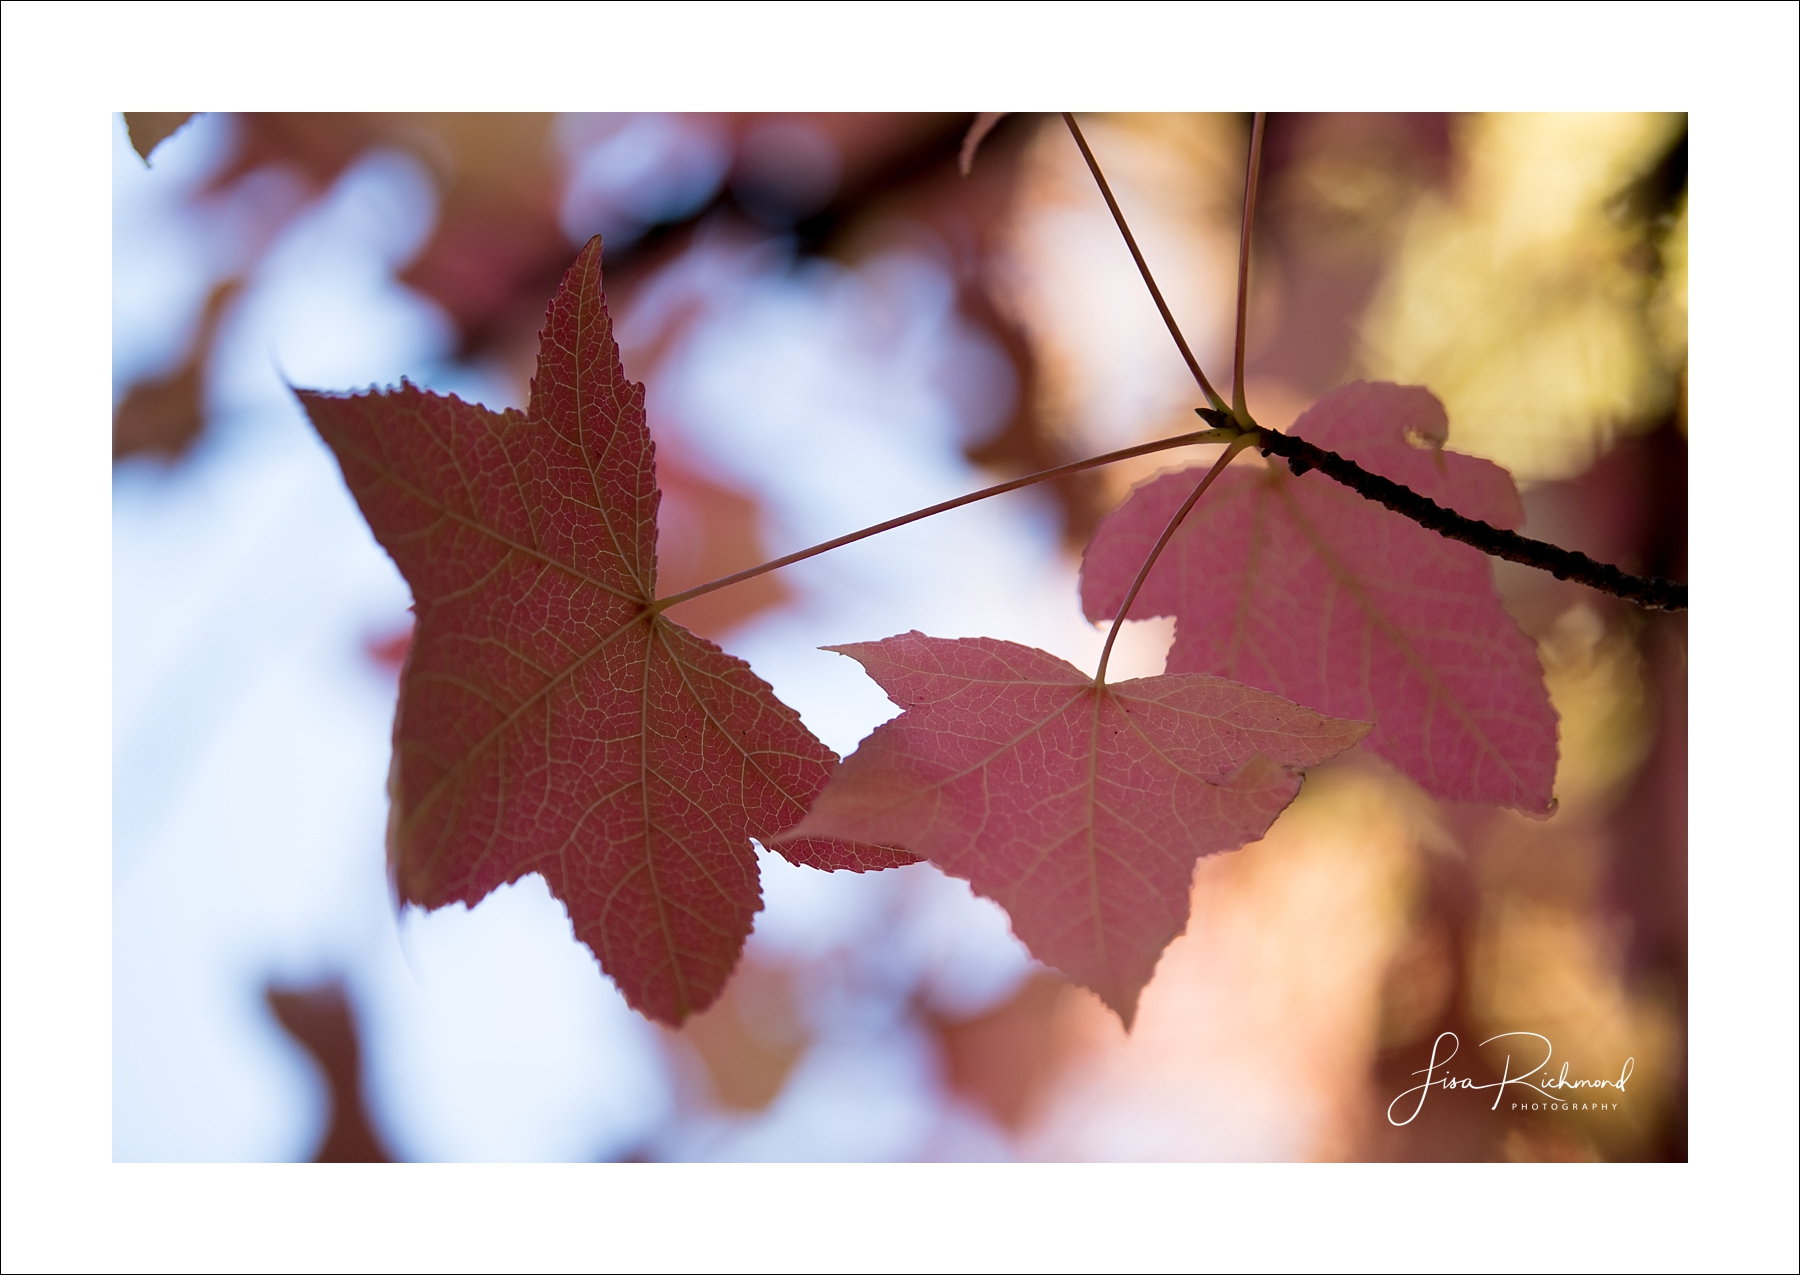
297 238 906 1025
1081 381 1559 811
776 632 1367 1025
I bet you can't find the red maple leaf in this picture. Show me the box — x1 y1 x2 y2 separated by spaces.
1081 381 1559 812
297 238 910 1026
775 632 1368 1025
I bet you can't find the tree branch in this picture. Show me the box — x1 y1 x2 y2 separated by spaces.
1196 409 1689 611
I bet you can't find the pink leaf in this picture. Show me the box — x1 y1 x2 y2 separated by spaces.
1082 381 1558 811
297 238 907 1027
775 633 1368 1025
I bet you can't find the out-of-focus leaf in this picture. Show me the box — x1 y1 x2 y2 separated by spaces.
673 956 809 1111
1360 113 1686 480
930 972 1072 1129
124 112 197 164
265 981 392 1163
113 279 238 461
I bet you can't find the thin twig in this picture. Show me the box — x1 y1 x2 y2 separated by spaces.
1070 108 1688 615
1232 113 1267 423
1061 113 1230 414
653 427 1240 612
1094 434 1259 685
671 114 1683 619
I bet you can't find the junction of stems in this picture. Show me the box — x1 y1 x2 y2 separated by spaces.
664 114 1685 621
1092 432 1258 687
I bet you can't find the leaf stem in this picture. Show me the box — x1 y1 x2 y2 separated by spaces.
1062 113 1231 416
1077 102 1687 616
653 426 1243 613
1232 113 1267 425
1093 433 1258 686
1221 414 1689 611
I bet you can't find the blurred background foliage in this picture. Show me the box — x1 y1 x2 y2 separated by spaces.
114 111 1685 1162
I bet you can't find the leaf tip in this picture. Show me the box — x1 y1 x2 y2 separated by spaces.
124 112 198 165
1100 987 1141 1034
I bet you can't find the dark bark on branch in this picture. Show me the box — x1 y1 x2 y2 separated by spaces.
1195 410 1689 612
